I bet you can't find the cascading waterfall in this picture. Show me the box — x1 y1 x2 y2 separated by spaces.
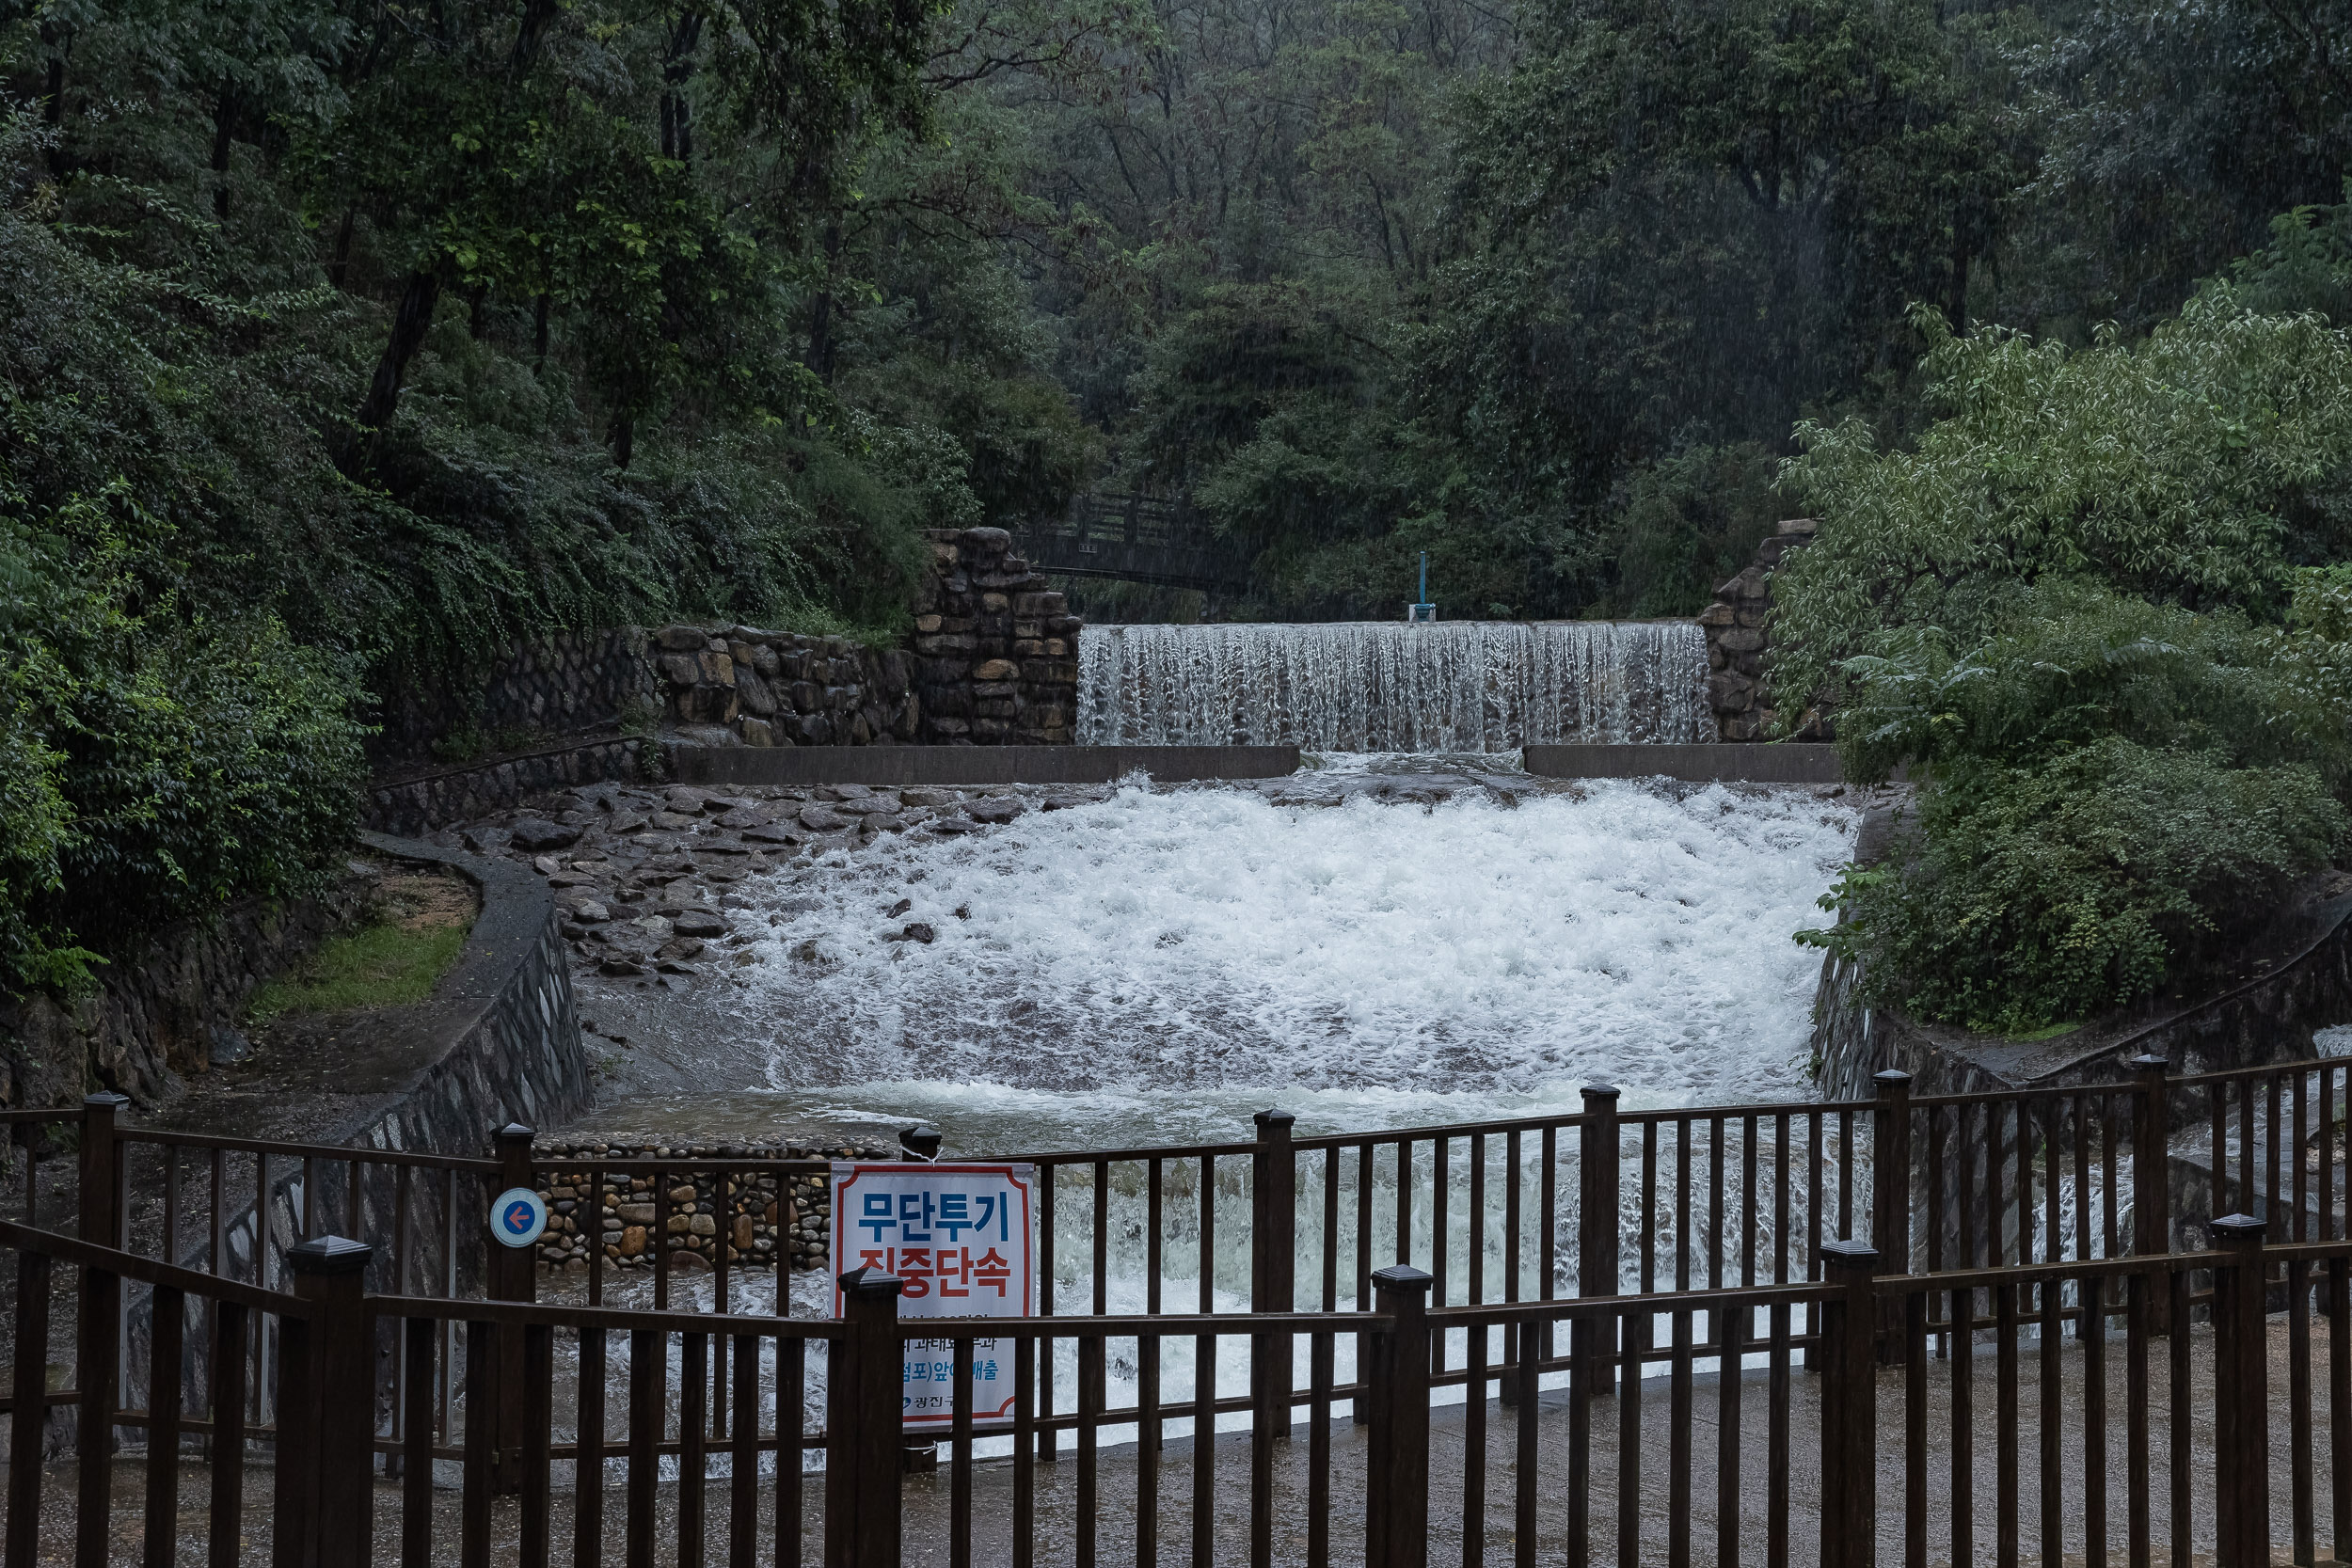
1077 620 1712 751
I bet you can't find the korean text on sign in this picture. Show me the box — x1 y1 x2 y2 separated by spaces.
829 1163 1036 1431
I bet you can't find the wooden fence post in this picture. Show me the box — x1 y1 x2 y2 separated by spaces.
826 1266 905 1568
74 1091 127 1568
1364 1264 1433 1568
8 1248 51 1568
490 1123 536 1497
1819 1239 1880 1568
1251 1110 1296 1568
2130 1055 2172 1335
1871 1071 1913 1363
287 1236 375 1568
1579 1085 1621 1397
2210 1214 2269 1568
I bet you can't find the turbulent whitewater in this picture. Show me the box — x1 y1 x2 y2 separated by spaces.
705 777 1853 1155
1077 621 1711 751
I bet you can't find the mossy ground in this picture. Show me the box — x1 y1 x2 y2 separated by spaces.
247 869 475 1022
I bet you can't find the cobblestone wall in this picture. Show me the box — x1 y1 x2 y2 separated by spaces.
648 626 920 749
529 1137 892 1274
911 528 1082 744
1698 518 1826 741
372 629 660 768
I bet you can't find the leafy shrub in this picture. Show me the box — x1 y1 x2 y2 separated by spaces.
1802 738 2343 1034
1604 442 1783 618
1772 298 2352 721
1804 584 2349 1032
0 494 366 990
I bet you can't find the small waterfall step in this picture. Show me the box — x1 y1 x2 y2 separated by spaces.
1079 620 1711 752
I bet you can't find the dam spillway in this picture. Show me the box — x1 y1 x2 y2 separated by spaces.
1075 620 1712 751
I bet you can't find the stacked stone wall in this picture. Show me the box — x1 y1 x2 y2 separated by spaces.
0 875 373 1115
647 626 920 749
371 629 660 768
1698 518 1825 741
528 1137 892 1274
368 736 656 835
365 546 1088 830
911 528 1083 744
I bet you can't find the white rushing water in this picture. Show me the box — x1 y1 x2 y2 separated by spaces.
707 776 1852 1154
1077 621 1712 750
568 775 1858 1453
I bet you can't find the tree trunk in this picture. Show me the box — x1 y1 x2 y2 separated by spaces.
211 81 236 221
532 293 550 375
661 9 704 165
804 224 843 384
610 413 635 470
350 268 443 467
509 0 562 75
328 206 356 289
39 22 71 176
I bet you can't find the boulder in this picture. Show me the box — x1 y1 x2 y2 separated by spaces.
511 818 581 851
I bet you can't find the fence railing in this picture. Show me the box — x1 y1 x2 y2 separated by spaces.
6 1053 2350 1443
4 1210 2347 1566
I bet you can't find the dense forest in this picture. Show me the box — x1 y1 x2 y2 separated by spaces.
5 0 2352 1026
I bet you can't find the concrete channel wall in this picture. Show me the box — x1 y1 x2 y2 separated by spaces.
665 743 1304 786
1524 743 1843 784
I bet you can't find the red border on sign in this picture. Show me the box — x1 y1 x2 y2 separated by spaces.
829 1163 1036 1429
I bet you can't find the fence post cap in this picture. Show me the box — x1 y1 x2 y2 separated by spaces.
2127 1053 2169 1071
837 1265 908 1300
1253 1110 1295 1134
1581 1084 1621 1101
494 1121 534 1142
81 1092 129 1111
1369 1264 1434 1292
898 1125 943 1161
2209 1213 2266 1242
286 1235 373 1275
1820 1238 1880 1265
1871 1069 1913 1090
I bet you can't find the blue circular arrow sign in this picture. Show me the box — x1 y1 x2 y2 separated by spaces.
491 1186 548 1249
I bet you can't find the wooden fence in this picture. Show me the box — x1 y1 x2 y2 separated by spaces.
1 1212 2344 1565
1 1051 2349 1563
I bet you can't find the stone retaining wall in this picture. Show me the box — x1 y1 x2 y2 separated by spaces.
648 626 920 750
363 539 1089 827
911 528 1082 744
372 629 660 768
527 1138 892 1275
368 736 657 835
1699 519 1822 742
0 875 373 1116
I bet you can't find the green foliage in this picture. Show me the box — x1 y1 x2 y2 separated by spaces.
0 490 367 992
1790 423 2352 1030
247 915 473 1022
2007 0 2352 335
2215 191 2352 325
1603 445 1784 620
1832 584 2352 785
1801 737 2344 1035
1772 299 2352 721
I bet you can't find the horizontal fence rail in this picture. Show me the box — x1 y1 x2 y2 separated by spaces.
7 1216 2352 1565
6 1051 2352 1561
